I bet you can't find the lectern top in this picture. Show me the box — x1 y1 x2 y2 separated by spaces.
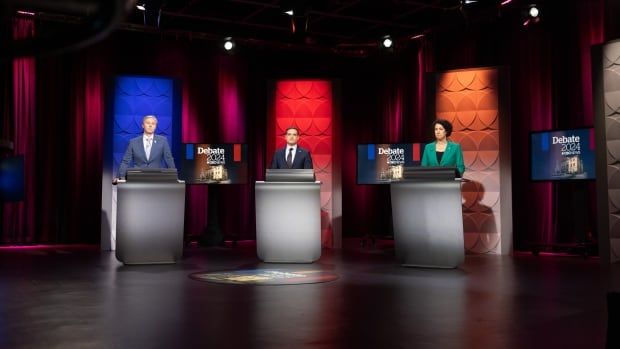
126 168 178 182
402 166 459 180
265 169 315 182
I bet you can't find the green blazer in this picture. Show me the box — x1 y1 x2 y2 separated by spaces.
421 140 465 176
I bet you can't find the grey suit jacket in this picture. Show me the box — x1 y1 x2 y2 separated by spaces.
118 134 176 178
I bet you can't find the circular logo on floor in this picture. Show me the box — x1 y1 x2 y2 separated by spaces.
189 269 339 285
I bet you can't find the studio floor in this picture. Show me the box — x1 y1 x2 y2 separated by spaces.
0 240 616 349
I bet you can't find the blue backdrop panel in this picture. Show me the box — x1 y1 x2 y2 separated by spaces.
112 76 180 176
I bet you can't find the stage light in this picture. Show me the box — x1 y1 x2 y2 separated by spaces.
136 3 146 11
381 36 393 49
223 38 235 51
523 4 541 26
410 34 425 40
500 0 513 5
284 10 294 16
16 10 35 16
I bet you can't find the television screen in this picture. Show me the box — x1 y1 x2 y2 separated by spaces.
530 128 595 181
0 156 24 202
181 143 248 184
357 143 422 184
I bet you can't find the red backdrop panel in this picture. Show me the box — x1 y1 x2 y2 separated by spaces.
271 80 333 247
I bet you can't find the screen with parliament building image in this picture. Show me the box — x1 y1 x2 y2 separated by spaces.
181 143 248 184
530 128 596 181
357 143 422 184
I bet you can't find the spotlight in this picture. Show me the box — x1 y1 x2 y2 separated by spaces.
16 10 35 16
381 36 393 49
523 4 541 26
136 3 146 11
284 10 294 16
223 37 235 51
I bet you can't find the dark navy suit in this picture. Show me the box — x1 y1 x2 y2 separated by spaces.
270 146 313 169
118 134 176 178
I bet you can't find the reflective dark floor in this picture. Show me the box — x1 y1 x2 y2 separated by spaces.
0 241 616 349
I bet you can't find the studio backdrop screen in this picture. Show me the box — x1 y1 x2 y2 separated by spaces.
357 143 422 184
530 128 596 181
181 143 248 184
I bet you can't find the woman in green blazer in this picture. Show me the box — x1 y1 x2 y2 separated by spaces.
421 119 465 176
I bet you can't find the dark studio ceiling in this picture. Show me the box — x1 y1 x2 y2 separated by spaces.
133 0 472 43
123 0 525 54
2 0 534 57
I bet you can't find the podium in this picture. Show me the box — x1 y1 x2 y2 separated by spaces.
390 167 464 268
255 169 321 263
116 169 186 264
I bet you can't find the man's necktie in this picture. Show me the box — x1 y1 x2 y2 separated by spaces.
286 148 293 168
146 138 152 160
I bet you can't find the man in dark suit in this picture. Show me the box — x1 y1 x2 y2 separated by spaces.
115 115 176 181
270 127 313 169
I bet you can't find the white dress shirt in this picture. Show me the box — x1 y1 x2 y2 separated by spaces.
143 134 154 160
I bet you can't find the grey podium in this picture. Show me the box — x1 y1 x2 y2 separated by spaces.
390 167 464 268
255 169 321 263
116 168 186 264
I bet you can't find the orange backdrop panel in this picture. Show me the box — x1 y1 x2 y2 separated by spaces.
437 68 501 254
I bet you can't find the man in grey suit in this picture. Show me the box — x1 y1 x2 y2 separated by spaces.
114 115 176 182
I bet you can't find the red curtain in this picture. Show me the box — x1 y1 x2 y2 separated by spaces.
2 30 107 243
65 48 106 242
216 55 252 242
177 47 209 239
341 44 433 238
513 26 557 245
413 38 435 141
381 68 404 143
577 0 605 126
510 0 604 246
34 46 108 243
2 18 36 243
179 51 255 241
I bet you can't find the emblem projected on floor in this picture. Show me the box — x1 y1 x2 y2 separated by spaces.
189 269 338 285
